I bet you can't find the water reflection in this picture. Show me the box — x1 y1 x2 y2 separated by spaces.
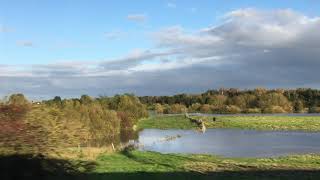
82 129 139 147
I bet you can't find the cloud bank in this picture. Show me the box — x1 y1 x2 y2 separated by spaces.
1 8 320 99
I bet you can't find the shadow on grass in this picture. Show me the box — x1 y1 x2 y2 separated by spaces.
1 154 320 180
0 154 95 180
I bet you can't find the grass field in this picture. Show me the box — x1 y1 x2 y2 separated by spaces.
3 150 320 180
138 115 320 131
137 115 197 129
95 150 320 173
201 116 320 131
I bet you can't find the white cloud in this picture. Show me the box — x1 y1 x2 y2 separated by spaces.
127 14 147 22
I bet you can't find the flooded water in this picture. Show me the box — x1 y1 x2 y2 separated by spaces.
137 129 320 157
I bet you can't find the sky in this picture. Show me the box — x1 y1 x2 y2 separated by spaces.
1 0 320 99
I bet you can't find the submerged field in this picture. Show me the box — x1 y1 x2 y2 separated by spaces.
138 115 320 131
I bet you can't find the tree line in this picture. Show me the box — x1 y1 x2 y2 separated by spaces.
139 88 320 114
0 93 148 155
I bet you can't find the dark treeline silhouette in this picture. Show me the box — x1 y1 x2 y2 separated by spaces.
139 88 320 114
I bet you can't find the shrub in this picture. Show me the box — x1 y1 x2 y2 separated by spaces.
199 104 212 113
188 103 201 113
163 104 171 114
224 105 242 114
263 106 286 113
154 103 164 114
0 104 30 121
244 108 261 113
8 94 30 106
117 111 134 129
168 104 187 114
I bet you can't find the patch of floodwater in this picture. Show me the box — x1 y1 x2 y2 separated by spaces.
137 128 320 158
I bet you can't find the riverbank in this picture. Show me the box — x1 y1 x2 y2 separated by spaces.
3 150 320 179
137 115 198 129
138 115 320 131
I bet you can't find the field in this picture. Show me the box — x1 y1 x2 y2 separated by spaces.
2 150 320 180
138 115 320 131
137 115 197 129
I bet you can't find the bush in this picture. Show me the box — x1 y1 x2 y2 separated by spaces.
154 103 164 114
117 111 134 129
0 104 30 121
0 94 31 121
263 106 286 113
168 104 187 114
244 108 261 113
224 105 242 114
8 94 30 106
163 104 171 114
199 104 212 113
188 103 201 113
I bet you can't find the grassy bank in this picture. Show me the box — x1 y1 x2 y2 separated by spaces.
201 116 320 131
138 115 320 131
95 151 320 173
3 150 320 180
137 115 197 129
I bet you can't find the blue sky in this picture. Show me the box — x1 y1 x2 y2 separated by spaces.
1 1 320 98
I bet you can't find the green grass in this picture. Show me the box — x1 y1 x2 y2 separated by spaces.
201 116 320 131
138 115 320 131
2 150 320 179
89 151 320 179
95 151 320 172
137 115 197 129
